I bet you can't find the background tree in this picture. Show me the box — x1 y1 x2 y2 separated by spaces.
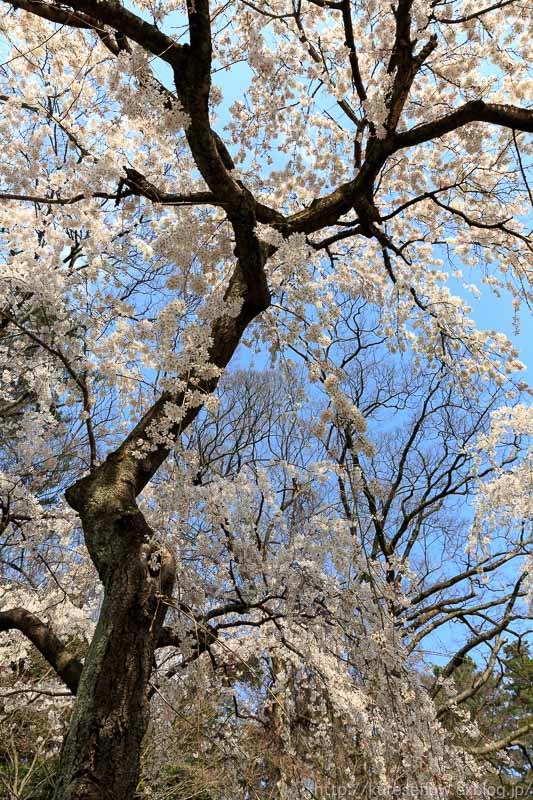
433 641 533 797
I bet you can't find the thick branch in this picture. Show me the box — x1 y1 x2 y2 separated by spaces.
0 607 82 694
2 0 96 27
5 0 186 66
385 0 437 132
394 101 533 150
340 0 366 101
66 218 270 514
467 720 533 756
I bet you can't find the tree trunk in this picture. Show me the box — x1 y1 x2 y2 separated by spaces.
54 475 175 800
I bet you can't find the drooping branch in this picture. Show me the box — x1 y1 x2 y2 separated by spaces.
0 607 83 694
0 184 218 211
428 195 532 248
0 191 129 205
0 93 93 159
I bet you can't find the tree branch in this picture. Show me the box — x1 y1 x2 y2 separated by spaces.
4 0 186 66
431 577 525 692
467 719 533 755
0 607 83 694
436 637 504 718
394 101 533 151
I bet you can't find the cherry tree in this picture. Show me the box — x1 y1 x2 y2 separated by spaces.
0 0 531 797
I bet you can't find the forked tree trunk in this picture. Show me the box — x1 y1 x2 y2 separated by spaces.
54 477 175 800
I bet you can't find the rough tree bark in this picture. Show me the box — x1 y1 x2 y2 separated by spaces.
50 470 175 799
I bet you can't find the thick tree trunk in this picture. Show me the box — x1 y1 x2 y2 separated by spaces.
50 192 269 799
54 475 175 800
